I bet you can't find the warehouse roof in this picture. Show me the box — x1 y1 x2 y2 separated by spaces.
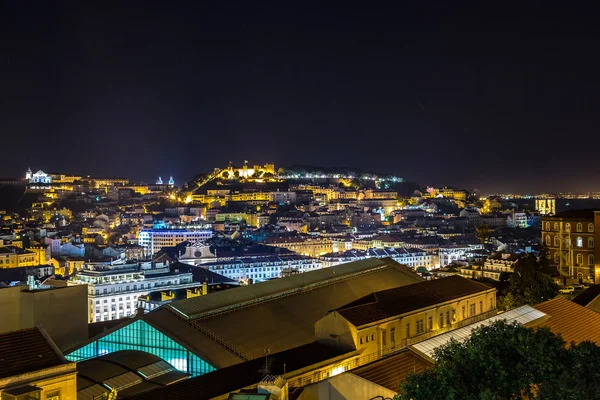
0 327 70 379
125 342 350 400
351 349 432 392
534 297 600 346
335 276 493 327
73 258 423 369
168 257 420 320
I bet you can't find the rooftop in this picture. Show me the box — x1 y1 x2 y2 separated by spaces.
533 297 600 346
0 327 70 379
410 305 546 360
335 276 493 327
351 349 432 392
77 350 189 400
125 342 350 400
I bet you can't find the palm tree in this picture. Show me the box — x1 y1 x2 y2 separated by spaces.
476 224 490 281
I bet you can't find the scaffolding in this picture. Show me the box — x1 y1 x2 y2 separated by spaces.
557 222 573 278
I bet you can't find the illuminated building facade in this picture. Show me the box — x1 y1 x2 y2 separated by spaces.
25 167 52 183
68 261 197 322
316 276 496 357
138 229 213 255
66 318 215 377
536 198 556 215
263 236 333 257
0 246 40 268
542 210 598 281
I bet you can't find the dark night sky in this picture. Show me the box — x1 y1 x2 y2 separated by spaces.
2 3 600 193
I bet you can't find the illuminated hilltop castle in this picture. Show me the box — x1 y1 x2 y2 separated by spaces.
216 161 276 180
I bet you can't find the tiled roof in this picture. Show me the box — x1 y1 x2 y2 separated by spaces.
352 349 432 392
336 276 493 327
534 297 600 346
125 342 350 400
572 285 600 307
0 327 67 378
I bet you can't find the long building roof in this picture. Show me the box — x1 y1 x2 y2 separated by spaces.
168 257 416 319
335 276 493 327
75 258 424 370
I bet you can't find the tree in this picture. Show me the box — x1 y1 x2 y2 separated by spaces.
475 224 490 281
498 253 558 310
539 341 600 399
396 321 579 400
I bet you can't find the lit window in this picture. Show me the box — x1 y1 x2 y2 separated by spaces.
577 237 583 248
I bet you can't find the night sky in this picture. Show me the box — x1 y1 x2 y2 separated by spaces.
2 3 599 193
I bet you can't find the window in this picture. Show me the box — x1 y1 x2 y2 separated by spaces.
365 336 369 343
554 222 559 231
462 306 465 319
480 301 483 313
565 223 571 231
554 253 560 263
545 235 551 246
545 222 550 231
589 237 595 248
428 316 433 330
382 330 386 346
577 237 583 247
439 313 443 328
490 297 494 309
577 223 583 232
371 334 374 341
360 337 363 345
446 311 450 325
406 323 410 338
577 253 583 266
590 254 595 266
554 236 559 247
589 223 595 233
416 319 424 334
470 304 476 316
390 328 395 343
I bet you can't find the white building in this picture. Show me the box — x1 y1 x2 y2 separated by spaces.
319 247 435 269
138 229 213 255
439 244 484 266
178 241 320 283
68 261 197 322
481 252 519 281
25 167 53 184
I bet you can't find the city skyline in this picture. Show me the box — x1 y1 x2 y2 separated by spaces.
3 4 600 192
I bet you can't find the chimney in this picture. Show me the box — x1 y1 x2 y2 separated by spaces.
258 376 288 400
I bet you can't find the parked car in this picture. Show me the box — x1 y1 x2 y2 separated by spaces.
572 284 585 290
559 286 575 294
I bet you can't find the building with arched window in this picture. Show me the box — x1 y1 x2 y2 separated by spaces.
542 210 599 281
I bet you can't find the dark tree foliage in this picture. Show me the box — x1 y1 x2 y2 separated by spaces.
398 321 600 400
397 321 566 400
499 253 558 311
